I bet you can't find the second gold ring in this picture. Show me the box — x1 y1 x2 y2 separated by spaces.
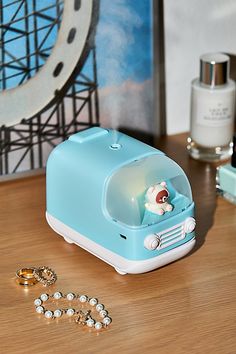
16 268 39 286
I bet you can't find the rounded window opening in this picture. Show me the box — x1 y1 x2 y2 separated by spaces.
104 154 193 228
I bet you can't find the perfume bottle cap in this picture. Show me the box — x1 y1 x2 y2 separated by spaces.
232 134 236 168
200 53 229 86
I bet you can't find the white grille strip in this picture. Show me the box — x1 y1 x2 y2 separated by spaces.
161 235 185 248
161 227 183 240
157 222 186 250
161 231 183 244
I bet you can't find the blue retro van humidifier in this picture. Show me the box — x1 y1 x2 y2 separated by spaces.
46 127 196 274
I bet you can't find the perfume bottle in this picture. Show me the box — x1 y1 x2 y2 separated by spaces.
188 53 236 162
216 134 236 204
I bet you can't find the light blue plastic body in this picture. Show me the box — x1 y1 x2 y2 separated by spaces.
46 127 195 261
218 164 236 196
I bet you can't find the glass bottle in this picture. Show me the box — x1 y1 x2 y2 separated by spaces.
188 53 236 162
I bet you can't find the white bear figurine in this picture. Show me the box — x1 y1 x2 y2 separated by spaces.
145 181 173 216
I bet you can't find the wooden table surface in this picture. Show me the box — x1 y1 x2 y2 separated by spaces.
1 133 236 354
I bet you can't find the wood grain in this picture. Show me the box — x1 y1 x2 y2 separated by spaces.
0 133 235 354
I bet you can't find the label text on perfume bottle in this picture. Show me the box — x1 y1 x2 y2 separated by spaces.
196 96 234 127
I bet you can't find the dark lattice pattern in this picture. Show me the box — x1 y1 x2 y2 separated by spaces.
0 0 100 175
0 0 63 90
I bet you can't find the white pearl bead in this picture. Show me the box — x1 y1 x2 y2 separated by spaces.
36 306 44 314
103 317 111 326
45 310 53 319
96 304 104 312
54 309 62 318
66 293 75 301
99 310 108 318
89 298 98 306
66 308 75 316
79 295 87 303
95 322 103 330
40 293 49 302
34 298 42 306
86 319 95 327
53 291 62 300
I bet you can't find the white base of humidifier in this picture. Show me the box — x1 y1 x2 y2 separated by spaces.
46 212 196 275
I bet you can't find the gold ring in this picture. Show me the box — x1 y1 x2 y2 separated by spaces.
16 267 39 286
33 266 57 287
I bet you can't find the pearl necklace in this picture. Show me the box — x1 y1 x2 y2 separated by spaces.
34 291 112 330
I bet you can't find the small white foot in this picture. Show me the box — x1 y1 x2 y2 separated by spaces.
64 237 74 244
115 268 127 275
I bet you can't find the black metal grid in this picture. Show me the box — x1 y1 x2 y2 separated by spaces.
0 0 100 175
0 0 64 89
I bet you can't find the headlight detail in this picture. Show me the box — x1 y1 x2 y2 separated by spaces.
184 217 196 234
144 235 161 250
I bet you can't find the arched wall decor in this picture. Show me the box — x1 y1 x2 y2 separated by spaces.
0 0 100 175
